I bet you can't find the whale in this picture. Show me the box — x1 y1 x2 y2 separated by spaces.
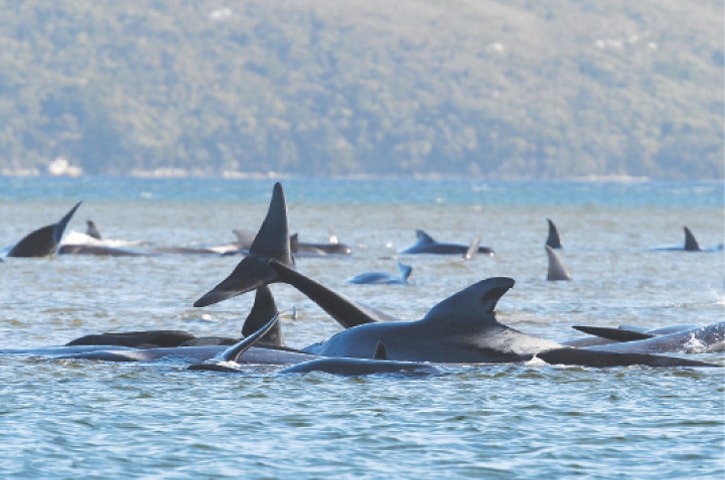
399 229 494 256
194 183 717 368
280 341 440 376
545 245 572 281
650 226 724 252
299 277 715 367
568 322 724 354
347 261 412 285
6 201 81 257
546 218 563 249
194 183 393 328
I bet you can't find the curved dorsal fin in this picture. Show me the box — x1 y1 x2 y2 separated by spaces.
421 277 515 330
374 341 387 360
546 218 562 249
415 229 435 244
219 313 280 363
683 226 701 251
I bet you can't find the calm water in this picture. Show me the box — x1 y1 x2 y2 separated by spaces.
0 177 723 479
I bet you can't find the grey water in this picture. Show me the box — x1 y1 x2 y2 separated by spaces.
0 177 723 479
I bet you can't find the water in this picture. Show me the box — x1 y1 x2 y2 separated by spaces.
0 177 723 479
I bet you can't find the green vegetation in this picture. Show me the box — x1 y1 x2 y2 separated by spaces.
0 0 722 179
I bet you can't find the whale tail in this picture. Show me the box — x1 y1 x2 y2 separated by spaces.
8 201 82 257
683 226 701 251
194 183 291 307
545 245 572 281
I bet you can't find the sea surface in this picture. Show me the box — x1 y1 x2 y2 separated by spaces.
0 176 723 479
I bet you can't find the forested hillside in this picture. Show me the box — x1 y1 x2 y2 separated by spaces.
0 0 722 179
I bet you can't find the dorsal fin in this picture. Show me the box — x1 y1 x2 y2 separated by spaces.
249 182 293 266
463 237 480 260
374 341 387 360
421 277 514 330
397 261 413 281
546 218 562 249
415 229 435 244
85 220 102 239
683 226 701 251
241 285 284 346
546 245 572 281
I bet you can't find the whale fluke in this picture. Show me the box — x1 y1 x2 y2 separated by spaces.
546 218 563 249
546 245 572 281
8 201 82 257
683 226 701 251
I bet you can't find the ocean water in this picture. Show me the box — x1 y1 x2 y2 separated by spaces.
0 176 723 479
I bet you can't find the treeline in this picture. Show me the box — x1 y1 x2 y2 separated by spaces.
0 0 722 179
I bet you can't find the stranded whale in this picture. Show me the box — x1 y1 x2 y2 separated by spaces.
347 261 413 285
194 183 716 368
399 229 494 256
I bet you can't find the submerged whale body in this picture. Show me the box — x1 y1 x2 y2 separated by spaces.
347 261 412 285
569 322 725 354
6 201 81 257
399 230 494 256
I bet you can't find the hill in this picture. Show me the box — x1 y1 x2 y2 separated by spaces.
0 0 722 179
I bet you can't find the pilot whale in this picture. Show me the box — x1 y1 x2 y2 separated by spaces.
399 229 494 256
546 218 563 249
651 226 724 252
569 322 724 354
347 261 412 285
194 183 716 368
6 201 81 257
